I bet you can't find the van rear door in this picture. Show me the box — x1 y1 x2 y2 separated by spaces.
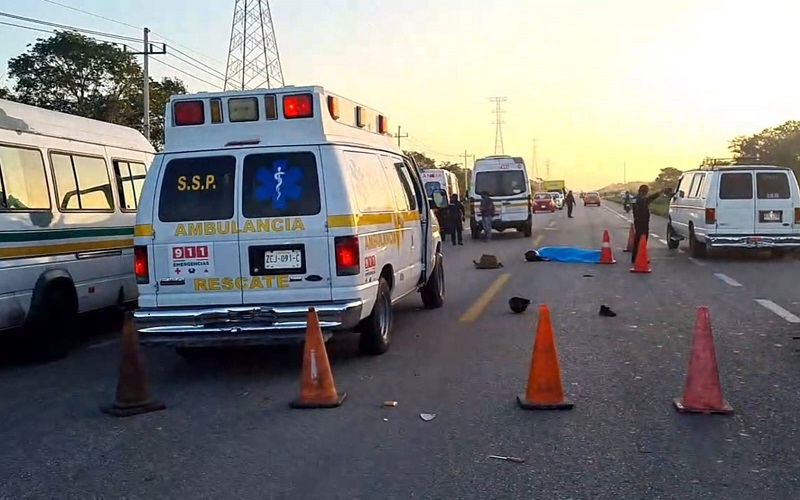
237 148 332 304
754 170 795 235
714 171 756 234
473 165 529 221
151 153 242 307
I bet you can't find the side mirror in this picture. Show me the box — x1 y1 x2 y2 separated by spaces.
431 189 449 209
663 187 674 197
676 190 684 199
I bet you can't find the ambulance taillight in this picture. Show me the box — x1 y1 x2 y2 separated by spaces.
283 94 313 119
173 100 205 126
134 246 149 284
334 236 360 276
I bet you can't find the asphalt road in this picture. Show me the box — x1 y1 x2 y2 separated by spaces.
2 203 800 499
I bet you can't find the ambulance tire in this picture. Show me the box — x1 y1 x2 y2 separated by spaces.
420 253 445 309
358 277 393 356
522 223 532 237
25 282 76 362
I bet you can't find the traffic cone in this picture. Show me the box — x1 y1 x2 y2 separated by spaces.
674 307 733 415
630 235 651 273
100 312 166 417
517 305 574 410
290 308 346 409
598 230 616 264
623 224 635 252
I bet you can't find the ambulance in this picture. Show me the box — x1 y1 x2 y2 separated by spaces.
132 86 447 358
469 155 533 238
421 169 460 199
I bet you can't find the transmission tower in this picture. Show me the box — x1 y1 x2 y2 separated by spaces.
489 97 506 155
224 0 285 91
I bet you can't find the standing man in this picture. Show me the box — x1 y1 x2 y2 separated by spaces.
447 193 465 245
479 191 496 242
565 190 576 218
631 184 666 264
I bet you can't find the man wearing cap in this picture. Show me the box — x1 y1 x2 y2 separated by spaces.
631 184 667 264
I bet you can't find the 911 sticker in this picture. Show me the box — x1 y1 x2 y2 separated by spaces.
171 245 214 277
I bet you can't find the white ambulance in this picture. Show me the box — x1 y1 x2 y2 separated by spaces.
421 169 460 199
132 86 447 358
468 155 532 238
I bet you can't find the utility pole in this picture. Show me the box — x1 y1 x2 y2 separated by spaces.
546 159 551 179
489 96 507 155
531 138 539 180
393 126 409 149
623 161 627 184
126 28 166 142
461 149 472 192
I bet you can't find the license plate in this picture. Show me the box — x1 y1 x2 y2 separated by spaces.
264 249 302 269
760 210 782 222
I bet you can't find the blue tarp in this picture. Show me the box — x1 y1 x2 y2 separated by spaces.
536 246 602 263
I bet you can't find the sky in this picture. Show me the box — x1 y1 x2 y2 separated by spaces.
0 0 798 190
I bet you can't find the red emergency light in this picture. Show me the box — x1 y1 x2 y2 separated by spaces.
173 100 205 126
283 94 313 119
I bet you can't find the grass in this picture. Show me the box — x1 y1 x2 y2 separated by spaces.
604 196 669 217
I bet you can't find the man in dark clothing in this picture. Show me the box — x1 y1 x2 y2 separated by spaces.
631 184 666 264
479 191 496 241
447 193 465 245
565 190 576 218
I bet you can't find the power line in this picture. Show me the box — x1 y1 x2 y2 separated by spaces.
0 11 140 43
37 0 226 66
151 58 223 90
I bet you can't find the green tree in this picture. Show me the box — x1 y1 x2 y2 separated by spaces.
5 30 187 148
729 120 800 174
438 161 469 194
403 150 436 169
651 167 683 190
0 87 11 100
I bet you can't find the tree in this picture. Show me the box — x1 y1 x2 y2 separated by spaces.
0 87 11 100
438 161 469 194
403 150 436 170
729 120 800 174
5 30 188 148
651 167 683 190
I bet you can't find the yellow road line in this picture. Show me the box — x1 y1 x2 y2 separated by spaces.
459 273 511 323
532 234 543 246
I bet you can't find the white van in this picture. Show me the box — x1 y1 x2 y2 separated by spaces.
0 99 154 355
132 86 446 358
421 168 460 199
666 161 800 257
468 155 532 238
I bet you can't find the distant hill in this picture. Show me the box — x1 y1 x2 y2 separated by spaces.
595 181 648 194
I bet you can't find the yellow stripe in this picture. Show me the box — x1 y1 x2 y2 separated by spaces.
327 210 420 229
459 273 511 323
0 238 134 260
134 224 153 237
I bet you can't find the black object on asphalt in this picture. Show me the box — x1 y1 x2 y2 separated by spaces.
599 305 616 317
509 297 531 314
524 250 549 262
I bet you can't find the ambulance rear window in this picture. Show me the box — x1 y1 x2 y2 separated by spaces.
158 156 236 222
242 152 321 218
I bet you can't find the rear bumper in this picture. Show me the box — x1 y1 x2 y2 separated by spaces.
705 234 800 248
133 300 364 347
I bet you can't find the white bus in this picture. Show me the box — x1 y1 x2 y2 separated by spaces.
0 99 155 357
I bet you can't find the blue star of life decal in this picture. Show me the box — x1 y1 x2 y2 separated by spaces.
254 159 303 210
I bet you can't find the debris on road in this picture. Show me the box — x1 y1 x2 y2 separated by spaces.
488 455 525 463
383 400 398 407
509 297 531 314
473 254 503 269
599 305 617 317
419 413 436 421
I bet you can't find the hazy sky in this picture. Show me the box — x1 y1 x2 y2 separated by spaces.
0 0 797 190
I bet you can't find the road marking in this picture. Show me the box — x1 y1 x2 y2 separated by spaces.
532 234 543 246
688 257 706 266
459 273 511 323
754 299 800 323
714 273 742 287
657 238 667 245
601 205 631 222
547 221 555 228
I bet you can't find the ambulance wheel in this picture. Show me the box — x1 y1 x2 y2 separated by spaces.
421 253 445 309
24 282 76 362
523 223 532 237
359 277 393 356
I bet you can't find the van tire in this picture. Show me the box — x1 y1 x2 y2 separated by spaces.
689 227 707 258
25 283 77 361
420 253 445 309
666 223 680 250
523 223 532 237
358 278 393 356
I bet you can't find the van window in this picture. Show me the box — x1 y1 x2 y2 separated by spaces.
688 173 705 198
51 152 113 210
424 181 443 197
392 161 418 211
345 152 395 213
475 170 527 196
158 156 235 222
718 172 753 200
0 145 50 210
114 160 148 211
242 152 320 218
401 159 423 212
756 172 790 199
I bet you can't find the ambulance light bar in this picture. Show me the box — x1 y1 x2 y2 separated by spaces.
174 100 204 126
283 94 313 119
228 97 259 122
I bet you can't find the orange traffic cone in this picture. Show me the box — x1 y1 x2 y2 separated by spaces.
630 235 651 273
598 230 616 264
101 312 166 417
674 307 733 415
623 224 635 252
517 305 574 410
290 308 346 409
